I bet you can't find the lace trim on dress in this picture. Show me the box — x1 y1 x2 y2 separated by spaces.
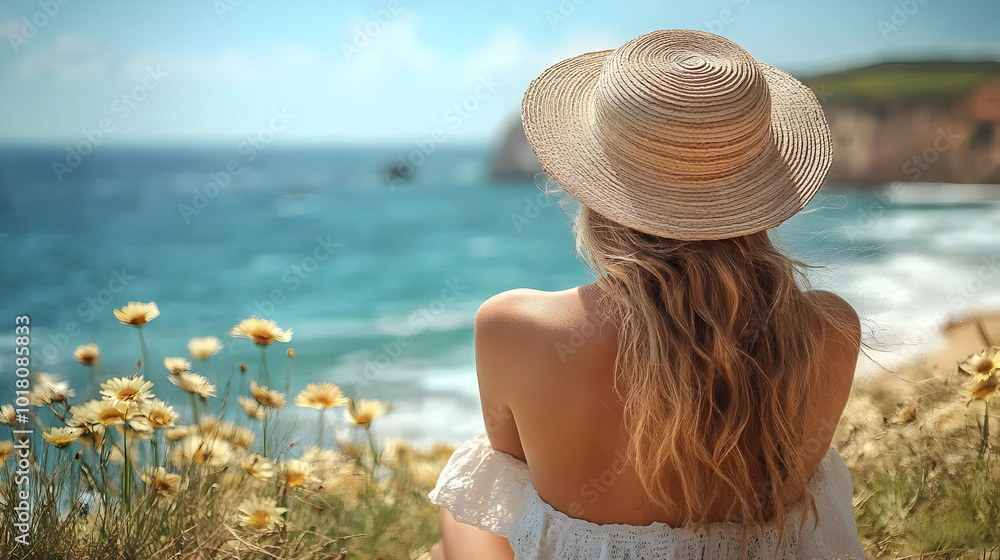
429 433 865 560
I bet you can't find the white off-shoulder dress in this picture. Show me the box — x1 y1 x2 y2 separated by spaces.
429 433 866 560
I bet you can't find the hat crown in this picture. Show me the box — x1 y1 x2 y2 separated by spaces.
591 30 773 183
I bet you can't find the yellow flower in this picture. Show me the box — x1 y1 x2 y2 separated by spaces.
281 459 312 489
43 427 84 448
959 348 1000 381
163 357 192 374
230 426 256 450
230 316 293 346
28 372 75 406
169 372 217 400
346 399 389 428
146 399 179 429
249 380 286 409
113 301 160 327
171 436 234 469
198 415 235 439
970 375 1000 400
235 497 287 531
0 404 18 426
100 375 154 406
0 441 13 463
142 467 182 496
241 454 275 480
73 343 100 366
69 399 131 427
188 337 223 360
295 383 349 410
164 425 197 442
238 395 266 421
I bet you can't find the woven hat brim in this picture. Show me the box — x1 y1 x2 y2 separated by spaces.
521 50 833 241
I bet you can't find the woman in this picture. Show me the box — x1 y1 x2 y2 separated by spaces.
430 29 865 559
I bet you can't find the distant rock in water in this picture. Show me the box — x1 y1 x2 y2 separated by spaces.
489 119 543 183
383 160 414 186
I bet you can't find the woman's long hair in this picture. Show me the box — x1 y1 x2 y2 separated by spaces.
574 204 852 549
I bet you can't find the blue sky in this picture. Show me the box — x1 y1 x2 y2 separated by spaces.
1 0 998 145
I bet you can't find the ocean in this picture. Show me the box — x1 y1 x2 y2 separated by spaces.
1 146 999 445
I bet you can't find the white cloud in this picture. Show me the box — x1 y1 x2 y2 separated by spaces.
16 34 118 82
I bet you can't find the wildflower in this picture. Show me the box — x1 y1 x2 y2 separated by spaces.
235 497 287 531
238 395 266 420
100 375 154 406
241 454 275 480
959 348 1000 381
69 399 131 427
28 372 75 405
43 427 84 448
230 316 292 346
73 343 100 366
113 301 160 327
146 400 179 429
75 425 106 448
346 399 389 428
892 403 918 424
163 357 192 374
970 375 1000 400
0 441 13 463
229 425 256 450
239 362 247 373
295 383 349 410
171 436 235 469
281 459 312 489
198 415 235 439
0 405 18 426
287 348 295 359
142 467 182 496
188 337 223 360
249 380 286 409
164 425 197 441
169 372 217 400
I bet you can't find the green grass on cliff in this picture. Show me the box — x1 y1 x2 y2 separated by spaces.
801 60 1000 103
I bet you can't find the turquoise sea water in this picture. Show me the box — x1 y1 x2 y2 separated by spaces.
1 146 999 444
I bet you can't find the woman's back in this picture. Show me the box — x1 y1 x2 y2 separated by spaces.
474 284 860 528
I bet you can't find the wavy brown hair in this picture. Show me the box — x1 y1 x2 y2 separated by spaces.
574 204 853 553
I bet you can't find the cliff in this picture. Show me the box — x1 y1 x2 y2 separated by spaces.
490 60 1000 187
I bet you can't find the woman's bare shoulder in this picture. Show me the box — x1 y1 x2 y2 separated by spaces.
475 287 588 340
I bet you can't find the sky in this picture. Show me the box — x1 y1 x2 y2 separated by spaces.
0 0 998 146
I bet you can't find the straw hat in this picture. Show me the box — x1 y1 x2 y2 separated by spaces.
521 29 832 241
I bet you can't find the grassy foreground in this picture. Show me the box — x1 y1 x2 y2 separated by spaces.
3 303 1000 559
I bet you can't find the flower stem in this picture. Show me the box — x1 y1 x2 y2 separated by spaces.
979 399 991 467
190 394 201 429
263 412 269 458
318 410 325 447
285 354 293 396
138 327 150 378
259 347 271 386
